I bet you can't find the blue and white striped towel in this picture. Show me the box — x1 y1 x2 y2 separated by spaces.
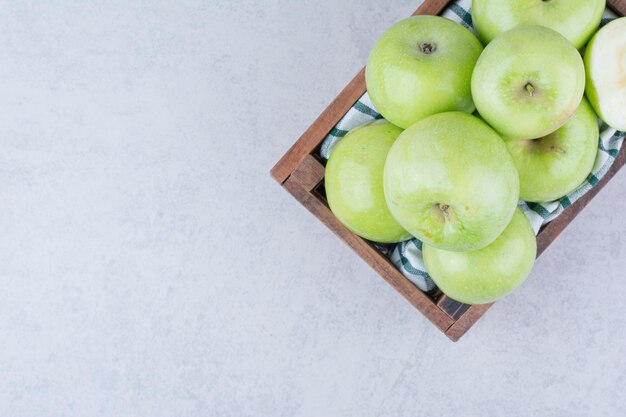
320 0 626 293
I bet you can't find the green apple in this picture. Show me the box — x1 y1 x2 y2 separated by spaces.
584 17 626 131
325 120 412 243
423 208 537 305
365 15 483 129
472 0 606 49
383 112 519 251
472 26 585 140
506 98 599 203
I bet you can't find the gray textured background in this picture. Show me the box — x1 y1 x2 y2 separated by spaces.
1 1 625 416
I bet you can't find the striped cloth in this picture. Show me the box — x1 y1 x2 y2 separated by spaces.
319 0 626 293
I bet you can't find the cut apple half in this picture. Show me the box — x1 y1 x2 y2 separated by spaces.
584 17 626 131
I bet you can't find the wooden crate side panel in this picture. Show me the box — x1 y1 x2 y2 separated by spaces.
445 303 493 342
270 0 455 185
537 148 626 256
440 143 626 340
283 156 455 331
273 0 625 186
278 128 626 341
273 0 626 341
411 0 453 16
270 69 366 184
608 0 626 15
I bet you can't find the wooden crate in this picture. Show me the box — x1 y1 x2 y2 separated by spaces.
271 0 626 341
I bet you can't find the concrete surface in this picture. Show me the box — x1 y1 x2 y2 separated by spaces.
1 1 625 416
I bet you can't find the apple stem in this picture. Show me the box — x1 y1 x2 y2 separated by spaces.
525 83 536 97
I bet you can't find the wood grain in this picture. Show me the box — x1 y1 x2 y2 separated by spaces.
284 156 455 331
271 0 626 341
289 155 325 190
270 69 365 185
445 303 493 342
439 145 626 341
411 0 453 16
270 0 454 185
537 140 626 256
607 0 626 15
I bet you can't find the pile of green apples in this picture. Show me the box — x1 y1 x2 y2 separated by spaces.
325 0 626 305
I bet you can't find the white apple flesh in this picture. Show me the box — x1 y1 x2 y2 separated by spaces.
423 209 537 305
472 26 585 140
584 17 626 132
366 15 483 128
384 112 519 252
506 98 599 203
